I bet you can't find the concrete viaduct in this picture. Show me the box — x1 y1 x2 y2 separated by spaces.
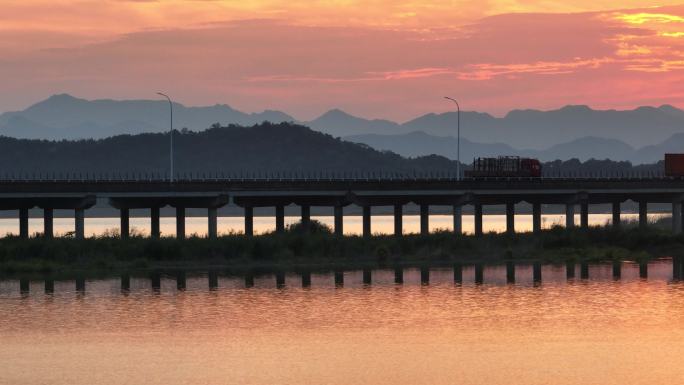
1 177 684 239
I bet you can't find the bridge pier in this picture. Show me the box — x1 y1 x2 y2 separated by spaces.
532 202 541 233
420 204 429 235
362 205 371 237
176 207 186 239
639 201 648 229
301 271 312 287
74 208 85 239
275 205 285 233
244 205 254 236
43 208 53 238
505 202 515 235
673 201 682 234
334 205 343 236
453 205 462 234
566 262 575 279
19 208 29 239
612 202 621 228
120 208 130 239
151 207 160 238
474 203 483 236
393 204 403 236
208 207 217 239
565 204 575 229
580 201 589 229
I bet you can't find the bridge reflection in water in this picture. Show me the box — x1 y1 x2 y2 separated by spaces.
3 258 684 296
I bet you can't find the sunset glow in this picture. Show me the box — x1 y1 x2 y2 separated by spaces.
3 1 684 119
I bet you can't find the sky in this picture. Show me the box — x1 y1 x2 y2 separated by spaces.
3 1 684 120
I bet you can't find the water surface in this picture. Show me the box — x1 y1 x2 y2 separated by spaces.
2 263 684 385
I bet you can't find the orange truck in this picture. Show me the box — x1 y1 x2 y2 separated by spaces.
665 154 684 176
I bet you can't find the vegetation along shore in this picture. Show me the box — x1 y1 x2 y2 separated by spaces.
0 219 681 278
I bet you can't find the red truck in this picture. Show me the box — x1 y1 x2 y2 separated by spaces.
665 154 684 176
465 156 542 178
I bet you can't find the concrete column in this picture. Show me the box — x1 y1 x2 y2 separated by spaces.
244 274 254 288
176 207 186 239
580 201 589 229
19 208 29 239
301 205 311 229
74 208 85 239
150 207 160 238
420 204 429 235
532 202 541 234
334 205 343 236
120 208 130 239
362 205 371 237
393 204 403 236
275 205 285 233
208 207 217 239
474 203 483 237
565 203 575 229
673 201 682 234
612 201 621 228
244 205 254 236
505 202 515 235
453 205 462 235
639 201 648 229
43 208 53 238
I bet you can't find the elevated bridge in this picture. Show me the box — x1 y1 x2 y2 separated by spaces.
1 176 683 238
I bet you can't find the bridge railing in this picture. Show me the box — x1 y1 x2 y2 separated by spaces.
0 169 671 182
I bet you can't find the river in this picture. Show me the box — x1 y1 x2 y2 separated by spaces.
1 261 684 385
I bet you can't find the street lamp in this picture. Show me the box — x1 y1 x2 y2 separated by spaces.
444 96 461 180
157 92 174 183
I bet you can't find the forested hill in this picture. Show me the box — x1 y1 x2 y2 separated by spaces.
0 122 458 177
0 122 662 178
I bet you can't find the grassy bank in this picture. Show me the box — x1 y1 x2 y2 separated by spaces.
1 221 682 277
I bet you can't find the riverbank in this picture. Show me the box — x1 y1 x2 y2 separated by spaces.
1 220 683 278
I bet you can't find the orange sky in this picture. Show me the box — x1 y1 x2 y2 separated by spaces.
3 1 684 120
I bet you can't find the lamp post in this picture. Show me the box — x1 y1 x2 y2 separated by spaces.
444 97 461 180
157 92 174 183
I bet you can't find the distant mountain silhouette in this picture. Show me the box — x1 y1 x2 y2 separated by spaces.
0 94 295 139
346 132 681 165
2 95 683 159
0 122 661 178
314 104 684 149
